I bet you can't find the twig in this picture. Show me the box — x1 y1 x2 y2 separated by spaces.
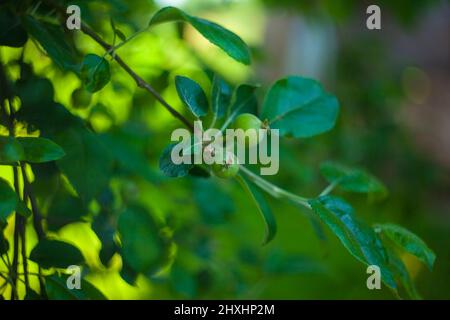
43 0 193 131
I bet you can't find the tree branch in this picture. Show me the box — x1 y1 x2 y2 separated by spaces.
44 0 193 131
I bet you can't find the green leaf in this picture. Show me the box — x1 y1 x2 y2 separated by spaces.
383 243 421 299
24 289 43 300
159 143 193 178
193 179 234 224
0 136 24 164
45 274 106 300
0 178 17 223
236 175 277 245
30 239 85 269
0 8 28 47
80 54 111 93
118 206 172 276
110 18 127 42
100 128 161 183
320 161 387 198
16 200 32 219
230 84 258 116
92 211 118 266
54 126 113 202
211 75 232 118
46 189 87 231
120 259 139 286
22 16 77 71
149 6 251 65
375 223 435 270
17 137 65 163
309 196 396 289
262 76 339 138
175 75 209 117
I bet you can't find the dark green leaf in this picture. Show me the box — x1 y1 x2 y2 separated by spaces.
309 196 396 289
17 137 65 163
100 128 160 183
149 6 251 65
159 143 193 178
0 136 24 164
262 76 339 138
320 161 387 198
45 274 106 300
230 84 258 116
80 54 111 93
0 178 17 223
54 126 113 202
24 289 43 300
236 175 276 245
211 75 232 118
22 16 77 71
30 239 85 269
92 212 118 266
120 260 139 286
16 200 32 219
175 75 209 117
118 206 172 276
46 189 87 231
0 8 28 47
375 223 435 270
110 18 127 42
193 179 234 224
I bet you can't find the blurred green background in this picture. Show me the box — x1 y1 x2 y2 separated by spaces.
1 0 449 299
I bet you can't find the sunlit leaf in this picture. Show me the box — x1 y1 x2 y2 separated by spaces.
383 242 421 299
149 6 251 65
262 76 339 137
375 223 436 270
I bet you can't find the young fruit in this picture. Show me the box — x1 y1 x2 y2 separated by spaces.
212 152 239 179
233 113 262 131
71 87 92 109
232 113 266 148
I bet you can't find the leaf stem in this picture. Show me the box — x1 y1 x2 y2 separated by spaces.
239 165 311 209
319 181 338 197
